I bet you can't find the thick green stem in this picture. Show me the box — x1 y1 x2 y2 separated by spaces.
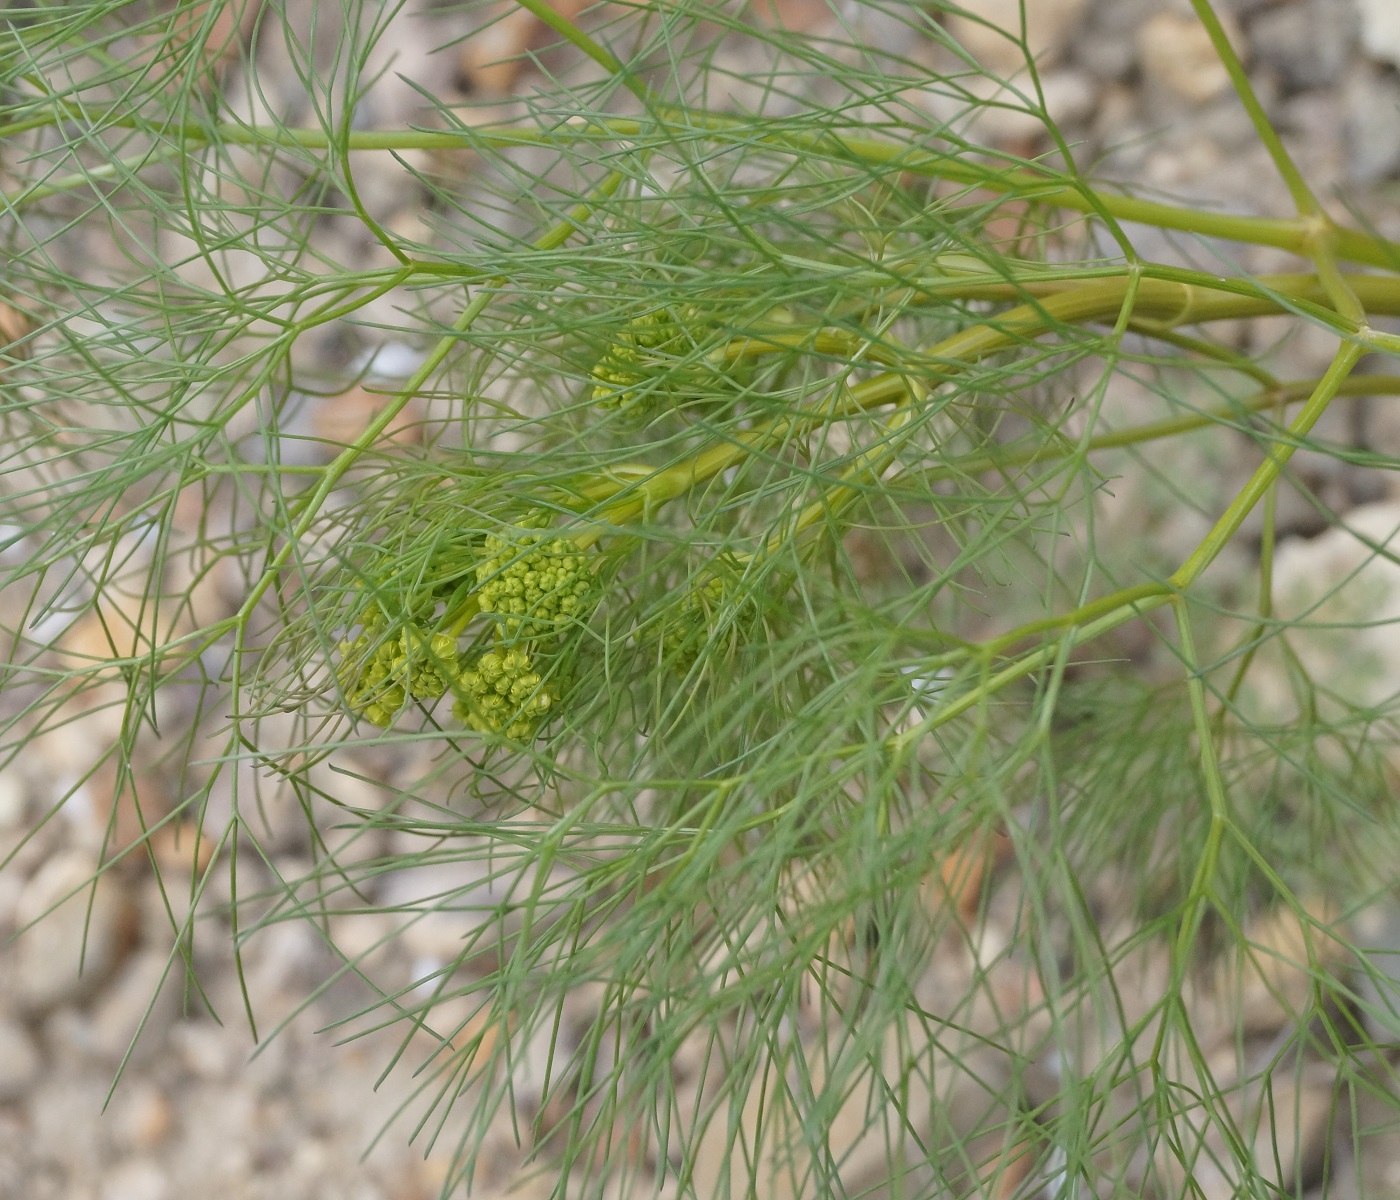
572 272 1387 539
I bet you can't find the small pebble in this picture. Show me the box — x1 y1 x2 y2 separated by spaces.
109 1081 176 1152
1139 11 1241 106
169 1021 238 1081
0 772 27 830
13 852 137 1014
1249 0 1357 92
1345 62 1400 182
1358 0 1400 68
944 0 1091 74
99 1157 169 1200
0 1018 41 1102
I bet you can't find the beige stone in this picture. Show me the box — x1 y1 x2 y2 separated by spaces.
12 852 137 1013
1359 0 1400 68
1271 503 1400 713
945 0 1091 75
1139 11 1245 105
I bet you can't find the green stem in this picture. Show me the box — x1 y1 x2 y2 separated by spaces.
892 341 1366 745
27 110 1400 268
508 0 650 106
1170 340 1364 591
1164 595 1231 1008
992 342 1366 647
1191 0 1315 217
573 274 1390 534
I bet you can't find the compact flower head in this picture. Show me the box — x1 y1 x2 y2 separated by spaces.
590 305 710 414
454 647 553 740
475 517 597 640
339 597 462 728
336 509 602 738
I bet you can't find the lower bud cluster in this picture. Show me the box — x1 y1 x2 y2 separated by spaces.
338 513 594 741
454 648 552 740
338 514 754 741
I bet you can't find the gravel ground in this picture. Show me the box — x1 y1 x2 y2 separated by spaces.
4 1 1400 1197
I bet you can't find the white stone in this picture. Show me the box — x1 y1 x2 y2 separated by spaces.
1359 0 1400 68
1040 69 1099 128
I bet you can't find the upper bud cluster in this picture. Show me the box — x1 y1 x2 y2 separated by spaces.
476 525 596 639
590 307 707 414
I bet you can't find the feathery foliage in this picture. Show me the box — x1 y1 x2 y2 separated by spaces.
4 0 1400 1196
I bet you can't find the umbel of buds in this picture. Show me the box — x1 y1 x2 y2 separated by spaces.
454 648 552 740
338 603 460 728
590 306 709 414
475 522 597 639
337 512 598 741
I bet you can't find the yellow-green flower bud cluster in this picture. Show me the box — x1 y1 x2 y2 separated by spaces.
590 307 705 413
661 575 730 673
338 511 599 740
454 648 552 740
476 527 596 639
340 605 460 728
